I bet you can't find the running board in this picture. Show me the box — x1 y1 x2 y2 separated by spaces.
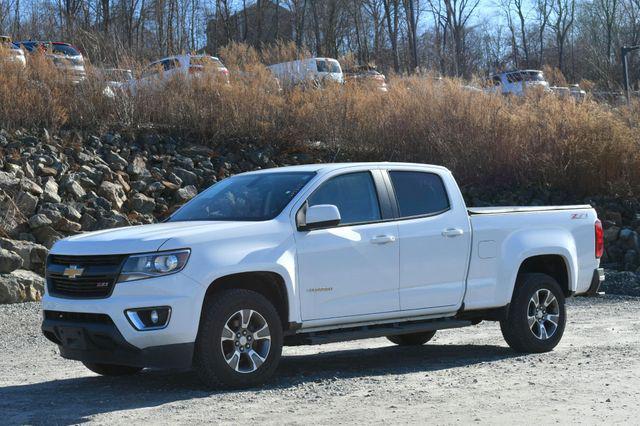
284 318 472 346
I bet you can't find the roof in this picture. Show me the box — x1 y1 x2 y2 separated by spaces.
244 162 450 175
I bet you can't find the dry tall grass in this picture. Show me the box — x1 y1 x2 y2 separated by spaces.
1 43 639 195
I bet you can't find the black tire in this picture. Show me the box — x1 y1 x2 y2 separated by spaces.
386 330 437 346
82 362 142 376
500 273 566 353
194 289 283 389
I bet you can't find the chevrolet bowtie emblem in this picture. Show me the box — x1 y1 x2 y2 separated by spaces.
63 265 84 279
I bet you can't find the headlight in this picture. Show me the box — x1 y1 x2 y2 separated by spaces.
117 249 190 282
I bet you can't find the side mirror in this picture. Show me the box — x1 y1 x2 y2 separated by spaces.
301 204 341 231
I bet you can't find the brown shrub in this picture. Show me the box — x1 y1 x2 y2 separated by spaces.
1 44 639 195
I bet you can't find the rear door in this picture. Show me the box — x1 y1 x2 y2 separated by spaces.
385 169 471 311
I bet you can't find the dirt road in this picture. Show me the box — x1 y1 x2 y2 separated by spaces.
1 296 639 424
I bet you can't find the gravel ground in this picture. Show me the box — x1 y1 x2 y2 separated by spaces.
1 296 639 425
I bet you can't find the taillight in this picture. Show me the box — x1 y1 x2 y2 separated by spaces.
595 219 604 258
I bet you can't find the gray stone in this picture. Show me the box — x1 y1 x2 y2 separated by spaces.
131 193 156 214
32 225 63 249
28 214 52 229
104 151 128 170
0 249 23 273
54 217 82 233
15 191 38 216
173 168 198 186
42 177 61 203
98 181 127 210
0 269 45 303
175 185 197 202
128 156 149 177
0 192 24 237
619 228 639 251
0 238 48 274
0 171 20 192
65 179 86 199
604 226 620 243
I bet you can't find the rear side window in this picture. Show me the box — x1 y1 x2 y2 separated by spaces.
307 172 381 226
389 171 450 218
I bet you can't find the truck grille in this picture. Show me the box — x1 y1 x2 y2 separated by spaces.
46 254 127 299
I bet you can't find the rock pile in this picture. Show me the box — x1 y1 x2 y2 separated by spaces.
0 129 320 303
1 128 639 302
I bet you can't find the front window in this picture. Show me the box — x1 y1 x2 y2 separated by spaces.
316 59 341 74
169 172 315 222
307 172 381 225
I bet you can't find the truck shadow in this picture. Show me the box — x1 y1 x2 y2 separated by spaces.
1 343 519 424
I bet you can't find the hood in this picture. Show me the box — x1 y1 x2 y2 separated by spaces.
51 221 262 255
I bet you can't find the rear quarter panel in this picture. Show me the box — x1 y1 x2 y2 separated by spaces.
465 209 599 309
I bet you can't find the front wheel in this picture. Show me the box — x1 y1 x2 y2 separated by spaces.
500 273 566 353
194 289 283 389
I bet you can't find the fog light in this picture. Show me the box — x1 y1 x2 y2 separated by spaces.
125 307 171 331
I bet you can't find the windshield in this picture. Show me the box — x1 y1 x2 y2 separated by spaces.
507 71 545 83
169 172 315 222
190 56 224 68
317 59 341 73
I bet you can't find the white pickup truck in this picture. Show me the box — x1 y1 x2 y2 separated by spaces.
42 163 604 388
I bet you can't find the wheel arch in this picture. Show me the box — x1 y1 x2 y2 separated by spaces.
202 271 291 331
516 254 572 297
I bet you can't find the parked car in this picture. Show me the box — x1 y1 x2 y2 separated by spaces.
17 40 86 82
0 35 26 67
41 162 604 388
344 65 388 92
569 84 587 101
487 69 550 96
268 57 343 87
100 68 134 98
128 54 229 94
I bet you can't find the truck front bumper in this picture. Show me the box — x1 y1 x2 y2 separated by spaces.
41 272 206 369
42 312 194 369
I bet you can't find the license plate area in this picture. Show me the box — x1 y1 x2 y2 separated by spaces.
57 326 87 350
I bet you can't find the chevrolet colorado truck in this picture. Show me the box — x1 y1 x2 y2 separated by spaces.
41 163 604 388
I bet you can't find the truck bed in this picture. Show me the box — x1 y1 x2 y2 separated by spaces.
468 205 592 215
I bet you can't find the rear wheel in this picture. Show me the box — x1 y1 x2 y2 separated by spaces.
386 330 437 346
194 289 283 389
82 362 142 376
500 273 566 353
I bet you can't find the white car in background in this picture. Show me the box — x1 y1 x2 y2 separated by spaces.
128 54 229 94
0 36 26 68
487 69 550 96
268 57 344 87
17 41 86 83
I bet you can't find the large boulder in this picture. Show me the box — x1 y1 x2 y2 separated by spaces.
0 238 48 274
0 269 45 303
0 248 23 273
99 181 127 210
0 191 25 237
131 193 156 214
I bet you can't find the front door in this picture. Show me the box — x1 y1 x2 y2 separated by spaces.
295 171 400 321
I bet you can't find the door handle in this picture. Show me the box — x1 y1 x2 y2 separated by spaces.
371 235 397 244
442 228 464 237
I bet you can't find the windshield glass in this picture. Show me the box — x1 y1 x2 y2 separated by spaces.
317 59 341 73
169 172 315 222
190 56 224 68
508 71 544 83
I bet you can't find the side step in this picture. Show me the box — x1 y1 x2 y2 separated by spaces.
284 318 472 346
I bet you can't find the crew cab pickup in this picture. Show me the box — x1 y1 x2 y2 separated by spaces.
41 163 604 388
